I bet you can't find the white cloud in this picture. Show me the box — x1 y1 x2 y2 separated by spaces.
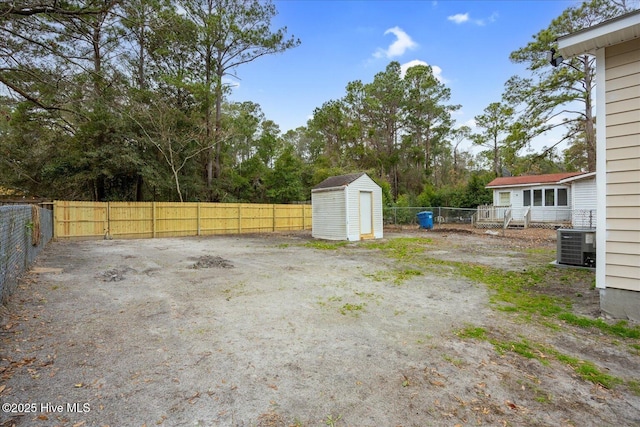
374 26 418 59
400 59 447 83
448 13 469 24
448 12 498 26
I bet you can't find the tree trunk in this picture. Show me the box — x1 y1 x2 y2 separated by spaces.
583 55 596 172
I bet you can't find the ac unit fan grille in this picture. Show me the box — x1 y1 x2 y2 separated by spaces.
559 231 585 266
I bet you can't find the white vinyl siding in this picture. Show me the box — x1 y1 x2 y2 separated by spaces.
311 190 346 240
345 176 383 241
312 174 383 241
604 38 640 292
572 178 597 228
493 185 574 223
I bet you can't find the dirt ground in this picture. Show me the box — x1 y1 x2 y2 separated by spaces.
1 226 639 426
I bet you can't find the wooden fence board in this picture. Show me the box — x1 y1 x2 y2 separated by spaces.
53 201 312 240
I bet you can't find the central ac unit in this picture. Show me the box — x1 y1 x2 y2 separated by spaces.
557 228 596 268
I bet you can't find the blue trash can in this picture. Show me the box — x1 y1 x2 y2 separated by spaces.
417 211 433 229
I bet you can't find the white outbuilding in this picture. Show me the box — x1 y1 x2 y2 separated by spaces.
311 172 383 241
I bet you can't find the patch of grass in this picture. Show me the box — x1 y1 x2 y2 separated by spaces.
558 313 640 339
442 354 465 368
361 237 432 259
340 302 365 316
456 325 487 340
394 269 422 284
364 270 392 282
364 268 422 286
531 386 553 403
455 327 624 389
304 240 348 250
525 247 555 256
626 380 640 396
456 264 571 318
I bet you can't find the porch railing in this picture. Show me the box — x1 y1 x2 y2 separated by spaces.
475 205 593 228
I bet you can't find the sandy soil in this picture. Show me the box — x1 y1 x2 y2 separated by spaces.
1 227 639 426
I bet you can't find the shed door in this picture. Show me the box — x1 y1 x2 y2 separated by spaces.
359 191 373 238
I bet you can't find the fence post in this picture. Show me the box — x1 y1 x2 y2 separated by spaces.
238 204 242 233
152 202 156 238
106 202 111 239
273 204 276 232
197 203 201 236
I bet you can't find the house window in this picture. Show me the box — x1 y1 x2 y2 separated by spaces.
558 188 568 206
523 190 531 206
545 189 555 206
499 192 511 206
533 189 542 206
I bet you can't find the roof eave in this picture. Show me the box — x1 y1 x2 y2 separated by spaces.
557 171 596 184
487 182 573 189
311 185 347 193
557 10 640 58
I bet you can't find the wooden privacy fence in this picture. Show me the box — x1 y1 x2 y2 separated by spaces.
53 201 312 240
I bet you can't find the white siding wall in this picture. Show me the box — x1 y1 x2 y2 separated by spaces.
604 39 640 292
572 178 597 228
311 189 346 240
312 174 383 241
493 185 570 222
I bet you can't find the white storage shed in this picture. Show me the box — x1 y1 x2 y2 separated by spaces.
311 173 383 241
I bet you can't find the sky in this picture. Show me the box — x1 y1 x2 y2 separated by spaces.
227 0 580 153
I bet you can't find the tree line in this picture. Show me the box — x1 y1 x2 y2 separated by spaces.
1 0 636 206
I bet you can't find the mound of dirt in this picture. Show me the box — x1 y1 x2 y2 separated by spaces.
190 255 234 269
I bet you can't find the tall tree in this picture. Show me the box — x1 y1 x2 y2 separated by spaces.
472 102 515 177
364 62 405 198
180 0 300 200
508 0 631 172
403 64 459 178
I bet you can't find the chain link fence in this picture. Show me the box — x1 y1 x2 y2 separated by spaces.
572 209 597 229
384 206 594 229
0 205 53 304
384 207 476 226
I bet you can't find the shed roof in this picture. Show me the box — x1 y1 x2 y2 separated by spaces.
486 172 586 188
313 172 366 190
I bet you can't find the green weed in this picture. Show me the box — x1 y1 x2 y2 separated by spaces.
340 302 365 316
325 414 342 426
305 241 348 250
442 354 465 367
456 325 487 340
558 313 640 339
626 380 640 396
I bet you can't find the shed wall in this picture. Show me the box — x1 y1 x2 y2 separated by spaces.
311 189 347 240
345 175 383 241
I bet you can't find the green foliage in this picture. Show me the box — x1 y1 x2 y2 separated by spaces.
266 145 306 203
456 326 487 340
507 0 630 173
6 1 628 203
558 313 640 339
304 241 349 250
